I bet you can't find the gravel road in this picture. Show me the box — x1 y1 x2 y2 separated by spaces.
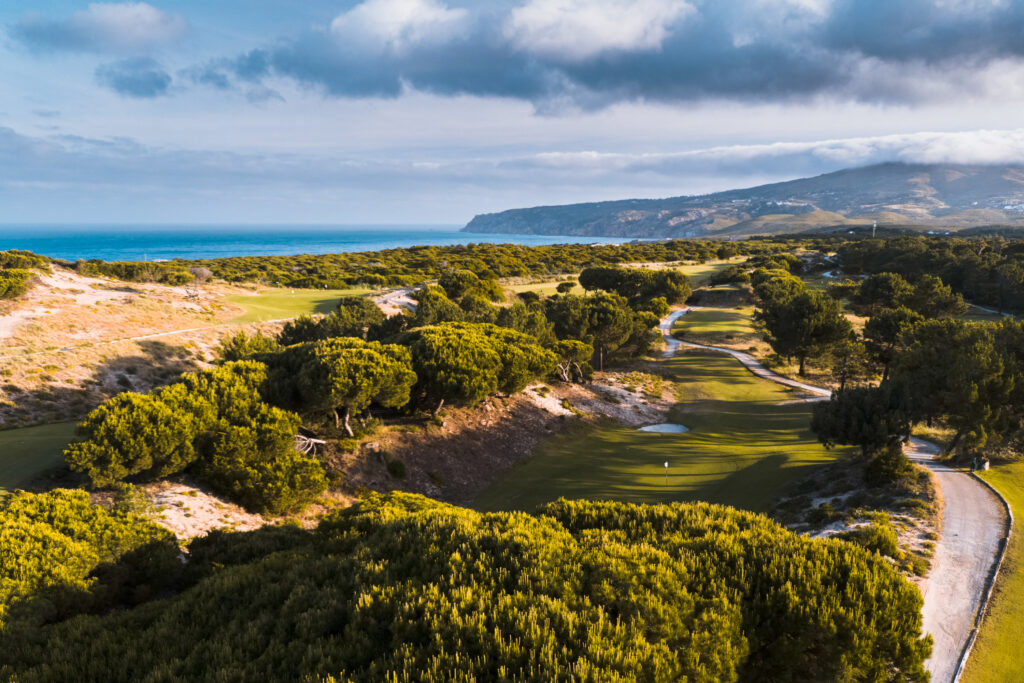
661 307 1009 682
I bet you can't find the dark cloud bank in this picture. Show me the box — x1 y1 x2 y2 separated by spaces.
186 0 1024 108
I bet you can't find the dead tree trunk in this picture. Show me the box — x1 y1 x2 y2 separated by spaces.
343 407 354 437
334 408 355 437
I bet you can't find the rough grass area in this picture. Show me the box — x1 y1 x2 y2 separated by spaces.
474 350 848 512
963 460 1024 682
0 422 77 494
227 287 373 322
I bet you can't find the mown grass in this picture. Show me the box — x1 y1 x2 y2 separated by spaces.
672 306 759 345
475 351 848 513
0 422 77 495
962 460 1024 682
227 287 374 323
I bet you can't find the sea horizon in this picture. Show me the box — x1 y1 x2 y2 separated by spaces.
0 224 631 262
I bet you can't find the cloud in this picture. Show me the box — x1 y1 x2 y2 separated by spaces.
330 0 469 53
515 129 1024 181
95 57 172 97
504 0 693 61
12 3 187 54
6 121 1024 222
179 0 1024 110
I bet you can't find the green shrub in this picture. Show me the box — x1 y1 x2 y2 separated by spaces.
0 494 931 682
0 269 32 300
64 393 200 486
0 489 175 629
840 511 902 560
64 362 326 514
865 441 915 487
385 458 406 479
0 250 49 270
215 331 282 362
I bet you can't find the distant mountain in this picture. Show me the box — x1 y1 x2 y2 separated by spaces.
463 162 1024 238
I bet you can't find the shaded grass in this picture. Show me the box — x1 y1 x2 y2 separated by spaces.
475 351 848 513
962 460 1024 682
227 288 374 323
0 422 77 495
959 305 1009 324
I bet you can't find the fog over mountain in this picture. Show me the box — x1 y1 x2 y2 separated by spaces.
464 163 1024 238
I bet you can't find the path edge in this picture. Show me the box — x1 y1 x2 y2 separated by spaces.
952 472 1014 682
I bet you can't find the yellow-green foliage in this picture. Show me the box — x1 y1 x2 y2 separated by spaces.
0 269 32 300
66 240 740 289
0 489 174 629
0 494 930 681
64 362 327 514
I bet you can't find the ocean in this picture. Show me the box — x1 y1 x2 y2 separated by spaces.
0 225 631 262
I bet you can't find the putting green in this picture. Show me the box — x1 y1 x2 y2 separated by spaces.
0 422 77 495
475 350 847 512
227 287 375 323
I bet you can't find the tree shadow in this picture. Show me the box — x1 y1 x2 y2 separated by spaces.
0 340 203 428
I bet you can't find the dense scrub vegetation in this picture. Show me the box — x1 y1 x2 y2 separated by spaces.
0 489 176 630
63 362 327 514
58 239 746 288
0 268 32 300
0 249 47 299
0 492 931 682
0 250 49 270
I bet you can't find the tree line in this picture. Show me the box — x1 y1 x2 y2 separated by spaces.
837 234 1024 313
52 239 749 288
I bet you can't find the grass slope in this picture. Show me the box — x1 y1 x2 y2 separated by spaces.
0 423 77 495
475 351 847 512
227 288 373 323
962 462 1024 681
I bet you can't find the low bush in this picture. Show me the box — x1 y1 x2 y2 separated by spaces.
865 441 915 487
841 511 902 560
0 494 931 682
0 269 32 300
0 489 176 630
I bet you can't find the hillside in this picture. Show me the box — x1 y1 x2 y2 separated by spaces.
464 162 1024 237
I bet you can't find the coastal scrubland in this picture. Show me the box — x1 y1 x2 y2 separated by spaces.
3 233 1024 680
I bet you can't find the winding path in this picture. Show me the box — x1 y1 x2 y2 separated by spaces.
660 307 1009 682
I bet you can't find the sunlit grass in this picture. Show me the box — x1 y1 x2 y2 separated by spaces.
673 306 759 343
227 287 375 322
475 351 847 513
962 461 1024 681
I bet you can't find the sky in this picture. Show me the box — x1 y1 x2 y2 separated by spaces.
4 0 1024 225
